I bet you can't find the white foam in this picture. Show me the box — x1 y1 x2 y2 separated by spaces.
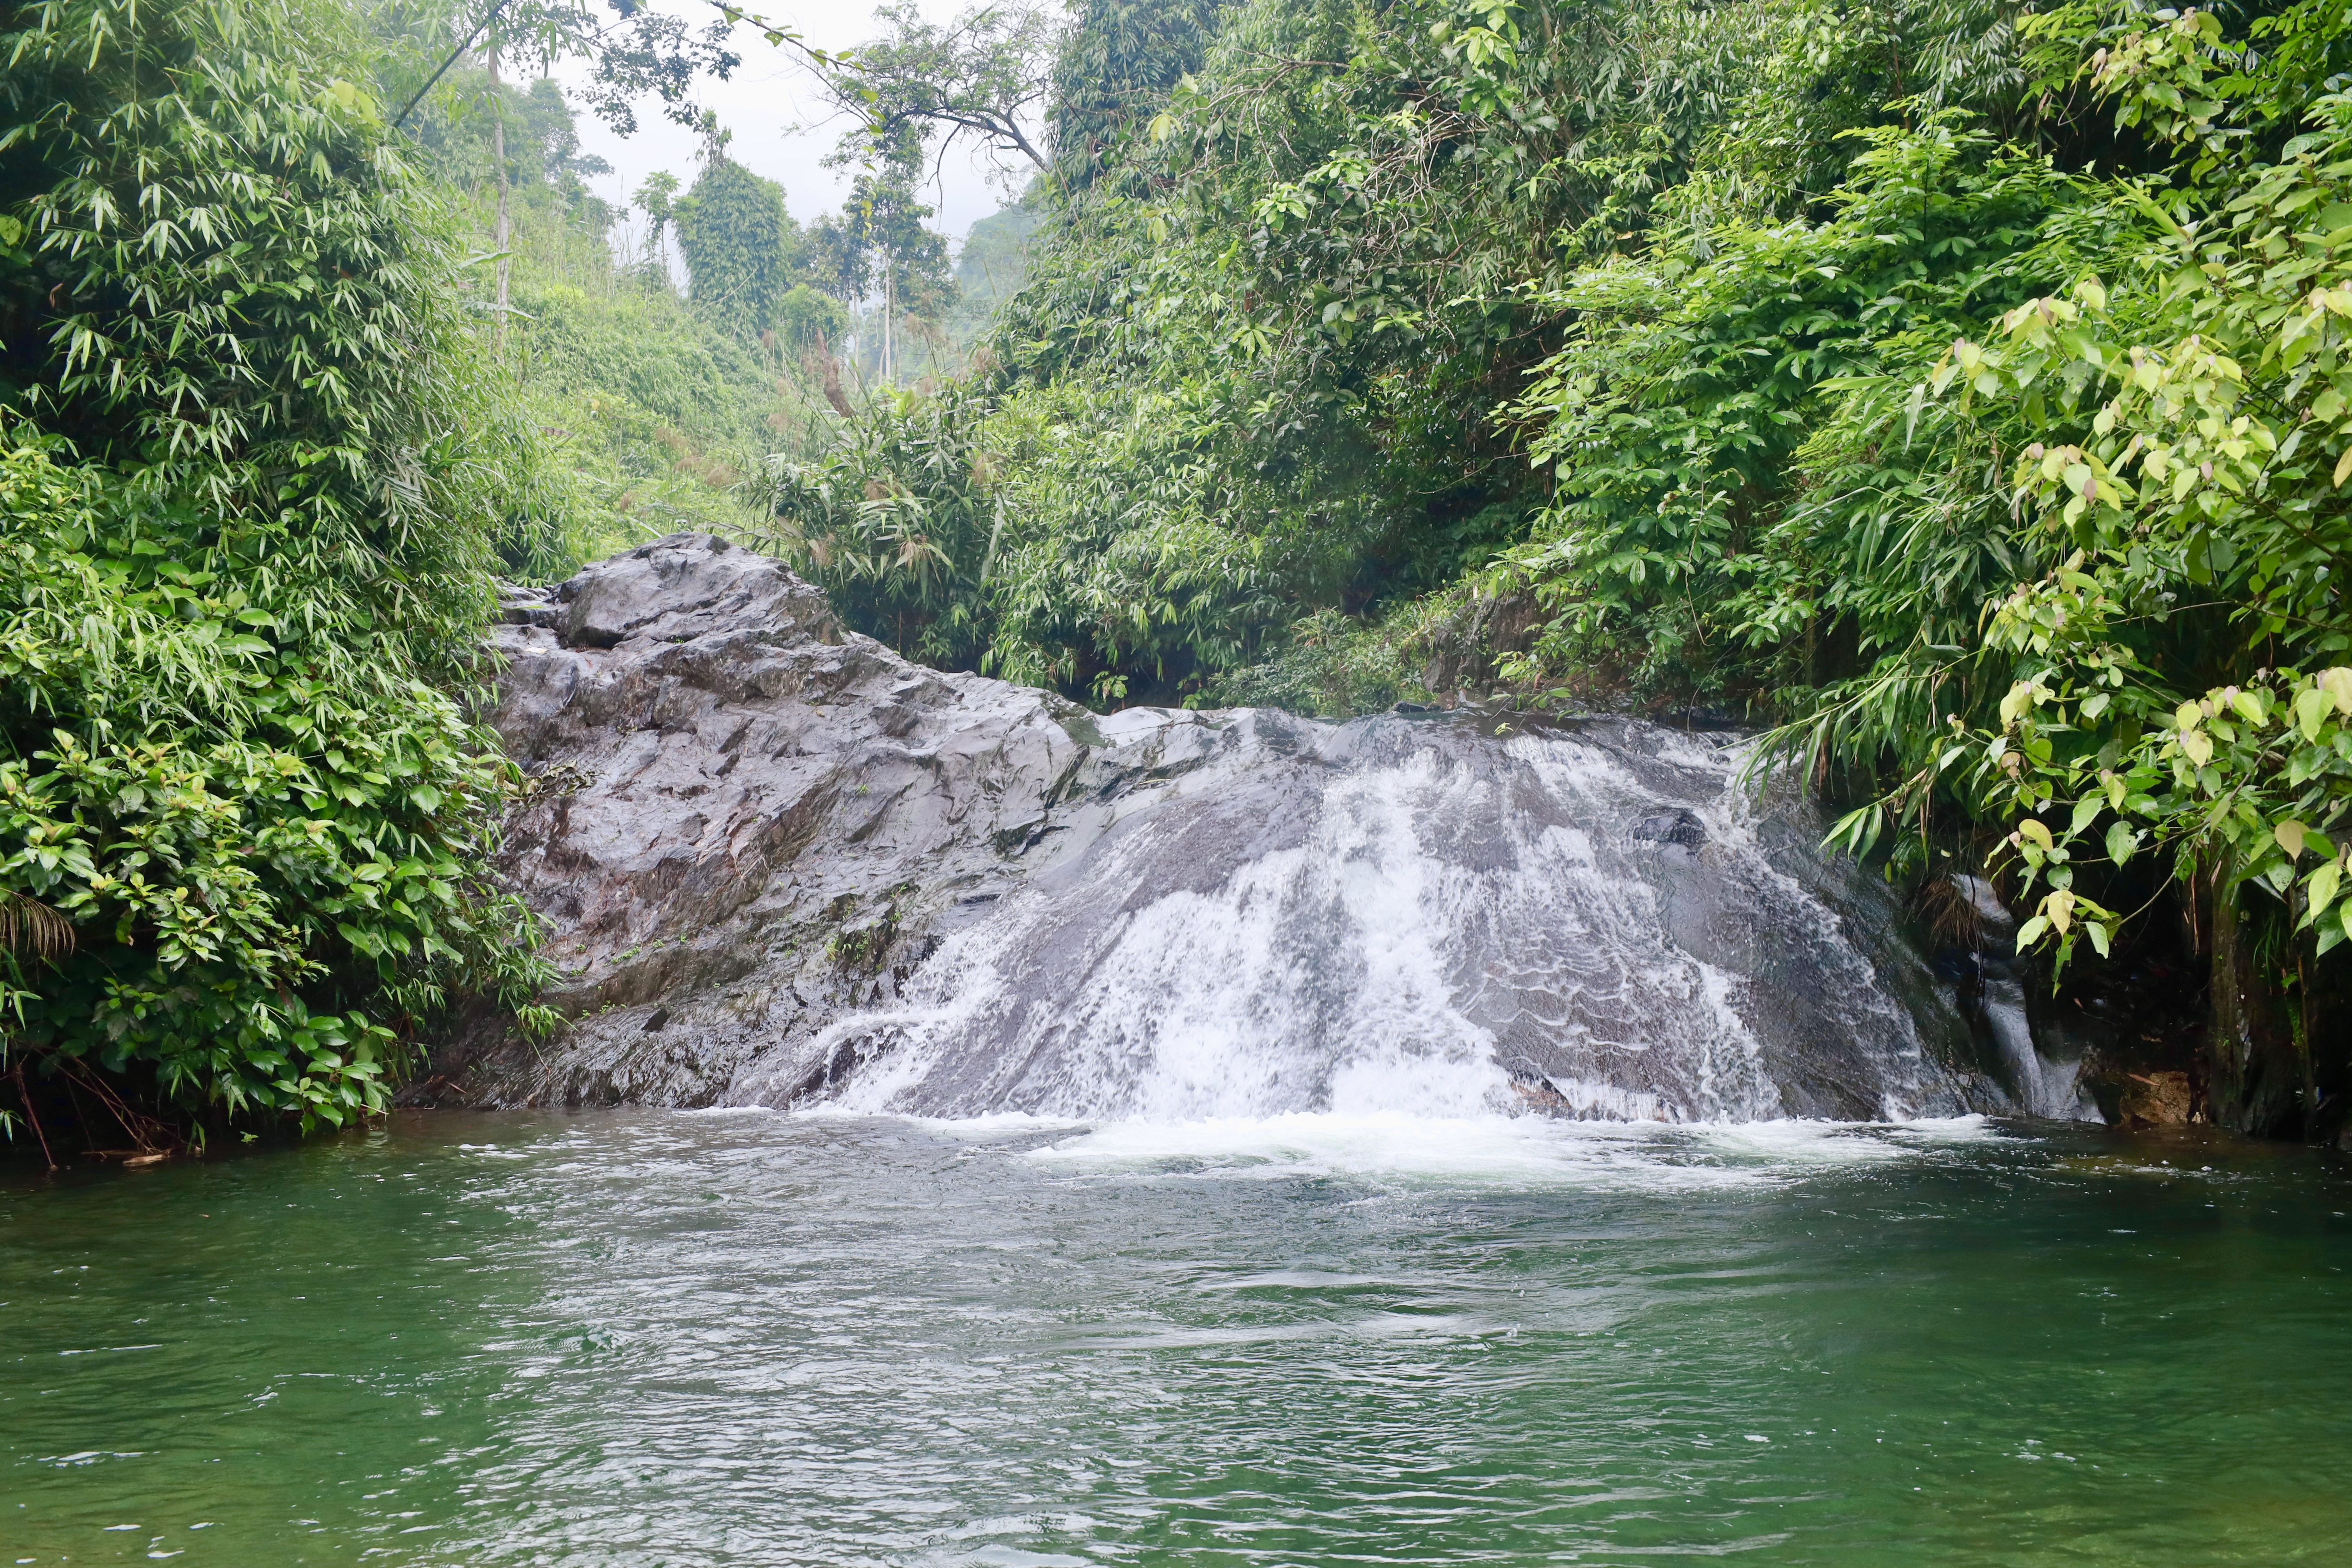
1013 1110 2011 1192
1881 1113 2005 1142
792 1107 1090 1138
823 753 1518 1123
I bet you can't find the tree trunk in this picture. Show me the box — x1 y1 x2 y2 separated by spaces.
810 330 854 419
490 46 512 365
2206 873 2305 1137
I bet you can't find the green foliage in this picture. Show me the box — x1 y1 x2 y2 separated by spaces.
674 153 804 330
1878 73 2352 973
771 0 1985 702
757 383 1001 666
1493 119 2078 702
406 82 833 577
1478 0 2352 999
775 282 851 351
1049 0 1228 185
0 0 553 1131
505 277 812 544
1202 605 1437 716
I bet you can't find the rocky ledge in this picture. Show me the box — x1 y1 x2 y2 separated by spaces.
415 532 1125 1107
415 533 1990 1121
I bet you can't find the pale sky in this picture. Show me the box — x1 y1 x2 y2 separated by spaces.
550 0 1038 268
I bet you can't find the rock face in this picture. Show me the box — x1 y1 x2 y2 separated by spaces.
2116 1071 2196 1128
416 534 1996 1121
415 533 1102 1108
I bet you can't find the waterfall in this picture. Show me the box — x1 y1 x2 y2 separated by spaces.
451 540 2047 1126
1951 876 2099 1121
734 711 1993 1124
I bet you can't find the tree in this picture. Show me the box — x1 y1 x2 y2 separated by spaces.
808 207 874 306
0 0 558 1141
815 2 1066 177
673 127 805 334
809 126 960 385
385 0 743 138
634 167 682 273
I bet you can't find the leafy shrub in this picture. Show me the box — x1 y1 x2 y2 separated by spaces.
0 0 552 1132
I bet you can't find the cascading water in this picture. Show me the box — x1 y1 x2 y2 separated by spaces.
446 538 2025 1125
1950 875 2100 1121
731 709 1994 1123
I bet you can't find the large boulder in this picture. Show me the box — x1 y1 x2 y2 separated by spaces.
415 533 1107 1107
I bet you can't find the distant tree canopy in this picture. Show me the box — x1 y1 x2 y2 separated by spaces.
674 153 804 332
408 69 613 192
956 194 1041 309
804 119 962 382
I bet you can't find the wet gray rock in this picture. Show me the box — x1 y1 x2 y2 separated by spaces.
433 536 1322 1110
1631 808 1708 851
417 534 1115 1107
417 533 1995 1121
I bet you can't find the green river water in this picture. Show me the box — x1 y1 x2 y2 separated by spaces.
3 1109 2348 1565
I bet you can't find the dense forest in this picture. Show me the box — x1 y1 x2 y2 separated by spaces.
5 0 2352 1145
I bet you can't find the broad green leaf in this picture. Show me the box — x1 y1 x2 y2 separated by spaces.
2070 795 2104 836
2045 890 2075 934
2305 860 2342 921
2297 685 2331 740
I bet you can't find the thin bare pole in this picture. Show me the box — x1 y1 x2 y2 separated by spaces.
13 1063 57 1171
391 0 517 132
490 41 513 364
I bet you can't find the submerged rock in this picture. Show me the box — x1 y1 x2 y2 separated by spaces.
416 534 1997 1122
1630 808 1708 851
